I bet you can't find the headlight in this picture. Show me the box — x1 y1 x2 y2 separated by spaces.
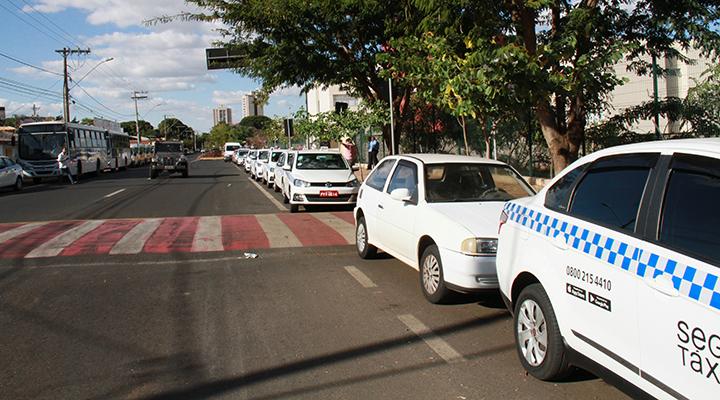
151 157 158 163
346 177 359 187
269 167 274 172
460 238 498 256
293 178 310 187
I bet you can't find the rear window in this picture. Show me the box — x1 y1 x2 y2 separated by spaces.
425 163 534 203
225 144 240 151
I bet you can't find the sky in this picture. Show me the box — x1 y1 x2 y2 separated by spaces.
0 0 306 133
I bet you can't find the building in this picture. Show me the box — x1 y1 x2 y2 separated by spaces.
241 94 264 117
306 85 360 115
212 106 233 126
0 126 16 158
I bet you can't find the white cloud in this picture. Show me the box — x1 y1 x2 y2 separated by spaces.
0 98 63 118
272 86 303 97
211 90 249 105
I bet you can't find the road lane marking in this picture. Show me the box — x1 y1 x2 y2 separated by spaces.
236 164 286 212
255 214 302 248
25 220 105 258
109 218 162 255
103 188 126 198
25 255 260 269
344 266 377 288
313 213 355 244
0 222 49 245
398 314 465 364
191 216 224 252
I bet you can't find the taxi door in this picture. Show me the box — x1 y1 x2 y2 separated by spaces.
545 154 660 379
637 153 720 400
359 158 396 250
377 160 419 261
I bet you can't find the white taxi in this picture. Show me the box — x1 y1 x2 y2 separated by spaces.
496 139 720 400
355 154 534 303
0 156 24 191
281 150 359 213
274 150 296 194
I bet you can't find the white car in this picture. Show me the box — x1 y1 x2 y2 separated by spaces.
0 156 24 191
253 149 270 181
223 142 241 161
496 139 720 400
354 154 534 303
281 150 359 213
235 148 249 166
274 151 296 193
244 150 257 173
262 149 285 188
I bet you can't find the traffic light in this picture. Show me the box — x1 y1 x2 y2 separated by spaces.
284 118 294 137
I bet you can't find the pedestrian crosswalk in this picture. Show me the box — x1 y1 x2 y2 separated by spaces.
0 212 357 259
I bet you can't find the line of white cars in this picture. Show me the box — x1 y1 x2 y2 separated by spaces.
352 139 720 400
235 147 360 213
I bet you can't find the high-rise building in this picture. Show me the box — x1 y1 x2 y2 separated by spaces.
242 94 264 117
213 106 233 126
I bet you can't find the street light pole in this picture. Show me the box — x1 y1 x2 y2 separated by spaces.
70 57 114 90
388 77 395 155
131 91 148 146
55 47 91 122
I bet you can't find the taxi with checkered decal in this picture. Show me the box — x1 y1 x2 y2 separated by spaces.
496 138 720 400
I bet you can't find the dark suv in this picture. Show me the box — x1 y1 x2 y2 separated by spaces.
150 141 188 179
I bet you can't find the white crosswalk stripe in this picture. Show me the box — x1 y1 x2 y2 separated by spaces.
255 214 302 248
25 220 106 258
0 222 48 245
109 218 162 255
191 216 224 252
312 213 355 244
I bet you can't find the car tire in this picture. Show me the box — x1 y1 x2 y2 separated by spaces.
355 216 377 259
274 182 280 192
77 161 82 180
283 189 289 204
290 204 299 213
14 177 22 191
94 160 100 176
419 245 452 304
150 169 158 179
513 283 570 381
182 169 188 178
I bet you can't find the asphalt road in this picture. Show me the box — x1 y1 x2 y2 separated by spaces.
0 158 628 400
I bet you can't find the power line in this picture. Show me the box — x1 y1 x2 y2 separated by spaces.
0 1 65 46
16 0 85 48
74 83 134 118
7 80 62 115
0 51 63 76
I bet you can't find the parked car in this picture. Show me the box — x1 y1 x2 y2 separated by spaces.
234 148 249 166
253 149 270 181
354 154 534 303
281 150 359 213
496 139 720 400
223 142 241 161
263 149 285 188
274 150 296 193
0 156 24 191
244 150 258 173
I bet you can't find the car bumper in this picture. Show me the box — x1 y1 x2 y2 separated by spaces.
438 247 499 290
288 186 359 205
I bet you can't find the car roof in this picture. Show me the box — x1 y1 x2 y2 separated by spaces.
396 153 508 166
584 138 720 159
296 149 341 154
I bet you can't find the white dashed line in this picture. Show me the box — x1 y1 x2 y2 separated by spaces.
344 265 377 288
103 188 126 198
398 314 465 364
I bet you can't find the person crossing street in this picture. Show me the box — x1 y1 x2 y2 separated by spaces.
57 146 75 184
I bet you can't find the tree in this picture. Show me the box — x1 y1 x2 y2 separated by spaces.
158 118 191 140
292 103 389 146
80 117 94 125
121 120 155 138
239 115 272 130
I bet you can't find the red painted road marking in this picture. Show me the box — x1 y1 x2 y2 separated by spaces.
222 215 269 251
143 217 199 253
0 221 81 258
0 223 23 234
333 212 355 225
60 220 141 256
276 214 347 247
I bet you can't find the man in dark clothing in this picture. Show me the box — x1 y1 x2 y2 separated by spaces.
367 135 379 170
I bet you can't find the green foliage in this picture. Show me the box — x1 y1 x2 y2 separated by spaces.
292 103 389 146
121 120 155 137
205 122 251 149
158 118 192 140
239 115 272 130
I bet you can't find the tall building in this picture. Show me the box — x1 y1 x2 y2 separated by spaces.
306 85 359 116
212 106 233 126
242 94 264 117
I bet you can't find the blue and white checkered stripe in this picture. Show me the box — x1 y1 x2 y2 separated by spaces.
504 202 720 312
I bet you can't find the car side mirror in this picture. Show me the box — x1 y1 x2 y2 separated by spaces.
351 165 359 171
390 188 413 203
283 164 292 171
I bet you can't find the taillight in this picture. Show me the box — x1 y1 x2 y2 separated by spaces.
498 210 508 234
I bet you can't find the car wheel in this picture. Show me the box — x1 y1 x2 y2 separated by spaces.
94 160 100 176
14 177 23 191
150 169 158 179
283 189 289 204
182 169 188 178
514 283 570 381
355 216 377 259
290 204 299 213
77 161 82 180
274 182 280 192
419 245 452 304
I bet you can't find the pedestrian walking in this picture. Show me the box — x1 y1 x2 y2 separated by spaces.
340 137 357 166
57 146 75 184
367 135 379 170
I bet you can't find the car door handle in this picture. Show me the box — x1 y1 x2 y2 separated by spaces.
378 204 384 209
648 275 679 297
551 234 569 251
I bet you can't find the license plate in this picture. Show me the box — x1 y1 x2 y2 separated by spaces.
164 166 174 170
319 190 339 198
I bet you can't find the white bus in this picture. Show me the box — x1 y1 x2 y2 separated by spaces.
17 121 129 183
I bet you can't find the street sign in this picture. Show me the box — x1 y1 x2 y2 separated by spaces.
206 48 246 70
284 119 294 137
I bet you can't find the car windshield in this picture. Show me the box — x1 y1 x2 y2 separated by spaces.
225 145 240 151
271 152 282 162
249 152 257 159
258 151 269 161
425 163 534 202
295 153 348 170
238 149 248 156
155 143 182 153
18 133 66 160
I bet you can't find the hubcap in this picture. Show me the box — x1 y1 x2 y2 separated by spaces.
422 254 440 294
517 299 548 367
356 223 366 252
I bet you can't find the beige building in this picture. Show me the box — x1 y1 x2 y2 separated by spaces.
212 106 233 126
241 94 264 118
306 85 360 115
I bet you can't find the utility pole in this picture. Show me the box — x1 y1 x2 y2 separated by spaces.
31 104 38 118
55 47 91 123
131 91 148 146
652 54 661 140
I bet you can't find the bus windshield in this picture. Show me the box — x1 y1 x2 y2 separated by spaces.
18 133 66 160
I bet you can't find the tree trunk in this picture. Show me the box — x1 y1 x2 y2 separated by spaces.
458 116 470 155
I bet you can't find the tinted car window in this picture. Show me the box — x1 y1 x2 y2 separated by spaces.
425 163 534 202
386 161 418 197
660 155 720 266
0 158 6 168
545 163 589 212
365 159 395 191
569 168 651 233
